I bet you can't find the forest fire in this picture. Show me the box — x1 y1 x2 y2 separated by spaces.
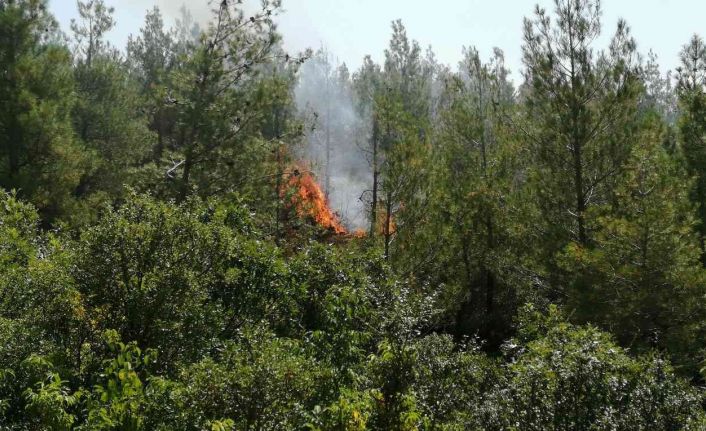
284 166 347 235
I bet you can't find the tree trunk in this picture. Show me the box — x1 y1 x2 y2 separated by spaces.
369 119 379 237
178 143 194 201
573 137 587 244
274 146 284 244
325 88 332 200
567 12 587 246
697 185 706 268
384 192 392 260
153 111 165 161
484 214 495 315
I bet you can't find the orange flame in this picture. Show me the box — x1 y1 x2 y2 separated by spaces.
352 228 367 238
284 166 347 235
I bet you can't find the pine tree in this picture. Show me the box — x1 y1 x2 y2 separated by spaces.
383 20 431 136
676 34 706 265
353 56 383 237
560 114 706 371
641 50 677 125
70 0 153 221
0 0 86 221
127 6 177 161
167 0 301 202
522 0 640 252
377 21 433 260
431 47 518 343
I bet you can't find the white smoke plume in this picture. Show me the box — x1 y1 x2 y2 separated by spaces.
294 48 371 231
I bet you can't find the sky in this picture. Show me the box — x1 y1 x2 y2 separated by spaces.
49 0 704 82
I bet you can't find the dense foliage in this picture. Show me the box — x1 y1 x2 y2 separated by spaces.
1 0 706 429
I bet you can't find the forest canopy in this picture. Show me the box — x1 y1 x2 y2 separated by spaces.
2 0 706 429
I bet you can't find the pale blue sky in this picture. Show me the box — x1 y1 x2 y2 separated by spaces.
49 0 703 81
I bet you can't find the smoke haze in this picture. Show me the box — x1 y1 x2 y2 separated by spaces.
294 50 371 231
